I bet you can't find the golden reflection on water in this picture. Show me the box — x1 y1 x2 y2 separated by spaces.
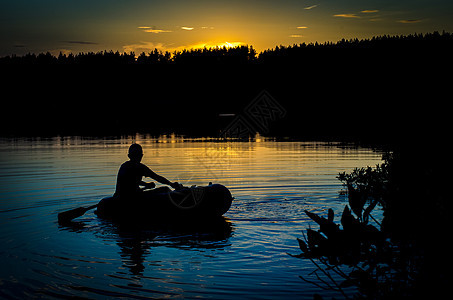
96 134 383 192
0 133 383 202
3 134 382 189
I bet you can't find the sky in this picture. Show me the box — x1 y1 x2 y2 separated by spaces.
1 0 452 56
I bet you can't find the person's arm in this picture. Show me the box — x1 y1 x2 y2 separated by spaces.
149 172 172 186
142 164 178 188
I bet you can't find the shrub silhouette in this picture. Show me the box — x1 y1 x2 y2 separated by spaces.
292 148 449 298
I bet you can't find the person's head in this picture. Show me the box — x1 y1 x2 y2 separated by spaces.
128 143 143 162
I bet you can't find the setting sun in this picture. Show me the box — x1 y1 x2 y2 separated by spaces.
191 41 243 50
2 0 452 56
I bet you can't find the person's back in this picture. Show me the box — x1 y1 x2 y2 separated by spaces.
114 143 178 199
115 160 149 197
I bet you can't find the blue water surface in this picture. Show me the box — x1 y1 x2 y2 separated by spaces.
0 136 383 299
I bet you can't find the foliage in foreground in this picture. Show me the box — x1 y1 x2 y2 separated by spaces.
291 152 446 299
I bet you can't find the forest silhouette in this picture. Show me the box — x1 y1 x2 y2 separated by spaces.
1 31 451 143
1 31 452 66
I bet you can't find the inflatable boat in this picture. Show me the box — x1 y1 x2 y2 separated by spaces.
94 183 233 223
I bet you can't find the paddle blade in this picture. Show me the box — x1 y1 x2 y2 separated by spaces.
58 205 95 224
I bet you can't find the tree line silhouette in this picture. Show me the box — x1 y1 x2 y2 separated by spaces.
1 31 451 141
1 31 451 65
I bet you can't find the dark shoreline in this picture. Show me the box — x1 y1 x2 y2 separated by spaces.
2 32 451 146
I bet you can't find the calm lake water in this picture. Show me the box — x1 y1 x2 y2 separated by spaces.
0 136 383 299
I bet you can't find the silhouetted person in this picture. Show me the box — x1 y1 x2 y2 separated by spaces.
114 143 179 199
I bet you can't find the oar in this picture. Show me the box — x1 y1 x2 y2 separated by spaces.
57 182 185 224
58 204 98 224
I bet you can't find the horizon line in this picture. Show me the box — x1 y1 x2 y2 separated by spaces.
1 30 450 59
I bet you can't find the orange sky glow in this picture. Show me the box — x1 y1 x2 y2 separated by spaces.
1 0 452 56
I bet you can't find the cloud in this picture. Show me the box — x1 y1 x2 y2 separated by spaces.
181 27 194 31
142 29 172 33
334 14 360 18
304 5 318 10
296 26 308 29
290 35 303 38
138 26 172 33
334 10 381 20
398 19 422 24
